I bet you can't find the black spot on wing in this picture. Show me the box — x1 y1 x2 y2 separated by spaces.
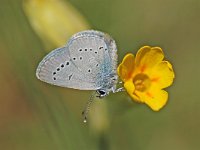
68 74 73 80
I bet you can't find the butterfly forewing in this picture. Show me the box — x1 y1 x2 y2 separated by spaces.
36 30 117 90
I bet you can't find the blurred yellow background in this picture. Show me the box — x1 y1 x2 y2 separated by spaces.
0 0 200 150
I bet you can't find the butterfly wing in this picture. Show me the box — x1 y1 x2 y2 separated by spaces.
36 30 118 90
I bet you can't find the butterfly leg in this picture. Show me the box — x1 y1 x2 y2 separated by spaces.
112 87 125 93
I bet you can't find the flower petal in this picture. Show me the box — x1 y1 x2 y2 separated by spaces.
150 61 175 89
124 81 142 102
135 46 164 73
117 53 135 82
136 89 168 111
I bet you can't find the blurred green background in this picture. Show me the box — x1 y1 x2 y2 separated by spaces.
0 0 200 150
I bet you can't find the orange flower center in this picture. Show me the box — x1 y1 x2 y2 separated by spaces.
133 73 151 92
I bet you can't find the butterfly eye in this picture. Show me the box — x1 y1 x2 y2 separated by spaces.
97 89 106 97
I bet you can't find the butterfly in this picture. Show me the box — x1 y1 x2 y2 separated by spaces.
36 30 123 122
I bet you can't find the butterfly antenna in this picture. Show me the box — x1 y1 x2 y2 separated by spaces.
82 92 96 123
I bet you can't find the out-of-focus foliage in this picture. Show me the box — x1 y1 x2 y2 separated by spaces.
0 0 200 150
23 0 90 50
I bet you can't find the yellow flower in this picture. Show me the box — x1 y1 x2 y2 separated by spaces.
118 46 175 111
